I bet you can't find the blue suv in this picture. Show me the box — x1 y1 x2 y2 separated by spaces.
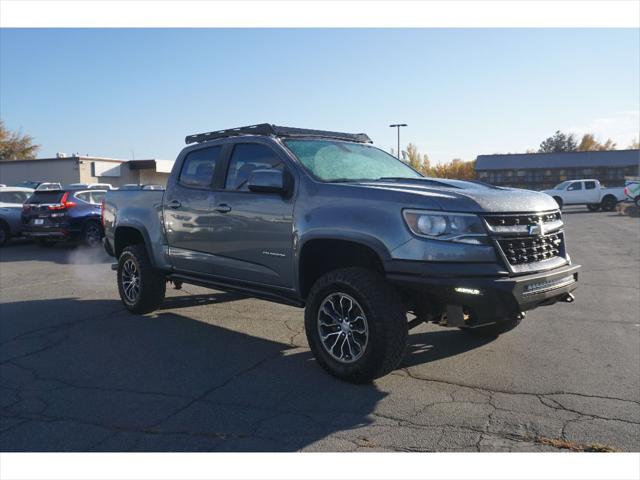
22 188 106 247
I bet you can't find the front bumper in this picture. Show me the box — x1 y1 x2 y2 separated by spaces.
386 261 580 325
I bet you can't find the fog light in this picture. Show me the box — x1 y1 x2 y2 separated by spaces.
455 287 481 295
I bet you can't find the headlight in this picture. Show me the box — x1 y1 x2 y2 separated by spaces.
403 209 489 245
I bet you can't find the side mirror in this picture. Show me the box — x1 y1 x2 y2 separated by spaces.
247 169 286 194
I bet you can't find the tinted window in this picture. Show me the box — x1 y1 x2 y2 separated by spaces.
25 191 64 204
584 181 596 190
0 191 31 203
567 182 583 191
225 144 283 191
179 146 221 188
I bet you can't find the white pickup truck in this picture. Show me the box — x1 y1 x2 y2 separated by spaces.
542 179 626 212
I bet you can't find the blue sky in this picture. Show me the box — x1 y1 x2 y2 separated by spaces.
1 28 638 163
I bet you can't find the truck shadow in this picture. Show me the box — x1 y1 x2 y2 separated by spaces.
0 297 490 451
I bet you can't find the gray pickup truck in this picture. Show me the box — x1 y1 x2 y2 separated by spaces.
103 124 580 383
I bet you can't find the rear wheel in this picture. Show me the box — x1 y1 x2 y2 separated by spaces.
304 267 408 383
587 204 600 212
634 195 640 208
82 221 103 247
553 196 563 210
117 244 166 314
600 195 617 212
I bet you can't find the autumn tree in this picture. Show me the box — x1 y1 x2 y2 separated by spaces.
405 143 430 172
538 130 577 153
0 120 40 160
577 133 617 151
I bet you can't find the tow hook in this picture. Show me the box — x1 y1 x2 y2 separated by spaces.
563 292 575 303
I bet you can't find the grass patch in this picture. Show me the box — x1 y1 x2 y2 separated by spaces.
536 436 618 452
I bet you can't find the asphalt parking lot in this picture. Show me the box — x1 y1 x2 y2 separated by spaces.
0 207 638 452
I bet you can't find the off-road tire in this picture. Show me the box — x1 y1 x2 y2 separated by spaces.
0 221 9 247
553 196 563 210
117 244 166 314
586 204 600 212
81 221 103 247
459 316 521 338
600 195 617 212
304 267 408 383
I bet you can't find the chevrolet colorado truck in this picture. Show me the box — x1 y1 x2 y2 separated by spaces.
103 124 580 383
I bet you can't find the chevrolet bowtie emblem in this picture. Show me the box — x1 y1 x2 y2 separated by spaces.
528 221 545 236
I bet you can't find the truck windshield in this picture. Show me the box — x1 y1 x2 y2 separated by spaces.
284 139 422 182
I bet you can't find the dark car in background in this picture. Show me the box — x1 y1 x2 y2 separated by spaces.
0 186 35 246
22 188 107 247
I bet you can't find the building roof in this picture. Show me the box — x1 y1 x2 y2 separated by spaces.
0 155 128 164
476 149 640 171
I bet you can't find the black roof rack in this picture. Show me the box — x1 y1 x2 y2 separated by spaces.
185 123 372 145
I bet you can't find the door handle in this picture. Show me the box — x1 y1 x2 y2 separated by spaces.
167 200 182 209
214 203 232 213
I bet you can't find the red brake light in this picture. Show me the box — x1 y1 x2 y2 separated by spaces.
47 192 76 210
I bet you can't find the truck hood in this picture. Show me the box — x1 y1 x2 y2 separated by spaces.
354 179 558 213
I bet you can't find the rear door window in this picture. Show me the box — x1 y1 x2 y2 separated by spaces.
75 192 92 203
90 191 106 204
225 144 284 191
179 146 222 188
584 181 596 190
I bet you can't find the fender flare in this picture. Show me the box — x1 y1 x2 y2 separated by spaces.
113 222 155 266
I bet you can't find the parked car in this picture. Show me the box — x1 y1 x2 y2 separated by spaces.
22 188 107 247
35 182 63 191
624 178 640 206
14 181 47 189
542 179 626 211
103 124 580 383
0 186 34 246
66 182 114 190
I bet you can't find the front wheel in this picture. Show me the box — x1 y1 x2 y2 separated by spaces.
117 244 166 314
634 195 640 208
586 204 601 212
553 196 563 210
304 267 408 383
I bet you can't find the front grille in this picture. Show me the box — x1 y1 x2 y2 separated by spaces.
484 211 561 228
483 210 566 269
497 233 563 265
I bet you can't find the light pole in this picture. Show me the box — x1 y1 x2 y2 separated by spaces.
389 124 407 160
